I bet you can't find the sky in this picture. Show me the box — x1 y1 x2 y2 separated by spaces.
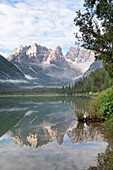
0 0 84 58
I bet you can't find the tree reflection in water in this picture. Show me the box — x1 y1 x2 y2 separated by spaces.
73 101 113 169
67 122 105 144
87 126 113 170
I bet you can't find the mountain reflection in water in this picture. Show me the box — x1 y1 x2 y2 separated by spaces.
7 121 105 149
0 96 112 170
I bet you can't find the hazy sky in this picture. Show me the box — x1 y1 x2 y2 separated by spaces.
0 0 84 57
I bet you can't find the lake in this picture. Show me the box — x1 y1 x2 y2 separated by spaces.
0 96 112 170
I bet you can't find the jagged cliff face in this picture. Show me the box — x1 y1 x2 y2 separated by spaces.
9 43 51 64
8 43 82 86
65 47 95 73
8 44 70 69
9 44 56 63
8 44 94 67
7 43 96 86
65 47 94 64
65 46 80 62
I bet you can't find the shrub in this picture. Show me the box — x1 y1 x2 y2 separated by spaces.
88 87 113 120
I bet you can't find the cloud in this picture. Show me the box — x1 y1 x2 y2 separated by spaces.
0 136 108 170
0 79 28 83
0 51 9 58
0 0 84 56
0 134 9 141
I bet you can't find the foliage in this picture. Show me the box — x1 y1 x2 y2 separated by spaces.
101 101 113 118
88 97 103 119
99 87 113 119
73 99 90 121
62 68 112 95
0 69 112 97
88 116 113 170
88 87 113 120
75 68 112 93
0 86 63 95
75 109 84 121
74 0 113 79
88 151 113 170
107 115 113 136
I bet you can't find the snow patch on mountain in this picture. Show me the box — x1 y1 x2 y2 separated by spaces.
25 75 38 80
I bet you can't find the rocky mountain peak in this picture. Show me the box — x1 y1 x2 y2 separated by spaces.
26 43 38 58
69 46 80 53
42 46 64 65
12 45 30 55
65 46 94 64
55 46 63 56
8 43 51 64
78 48 94 62
7 43 96 86
65 46 80 62
32 43 38 47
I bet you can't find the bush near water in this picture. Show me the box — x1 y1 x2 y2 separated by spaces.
88 87 113 120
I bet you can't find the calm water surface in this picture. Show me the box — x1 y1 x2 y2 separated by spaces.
0 96 112 170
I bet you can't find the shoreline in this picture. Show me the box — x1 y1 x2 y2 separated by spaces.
0 93 93 97
0 94 65 97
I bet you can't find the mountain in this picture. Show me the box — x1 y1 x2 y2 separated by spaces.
65 46 94 63
83 60 103 77
8 43 82 86
0 55 29 92
0 55 25 80
65 46 94 73
6 43 99 87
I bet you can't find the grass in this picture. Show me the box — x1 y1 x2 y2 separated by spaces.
75 108 84 121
